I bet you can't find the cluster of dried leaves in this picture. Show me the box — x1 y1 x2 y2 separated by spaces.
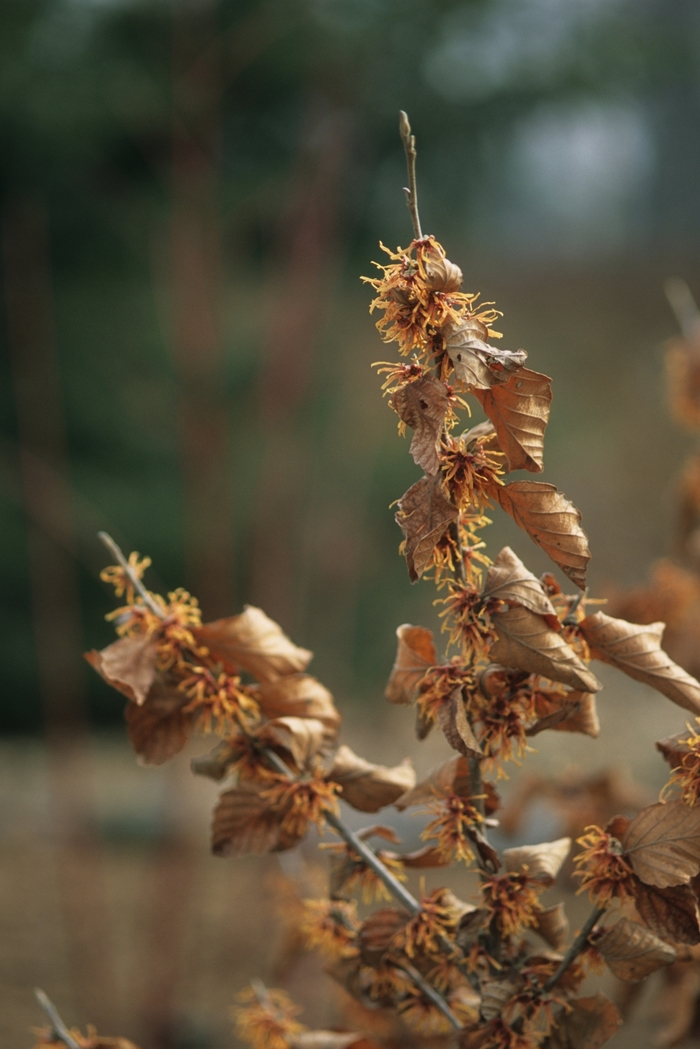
37 129 700 1049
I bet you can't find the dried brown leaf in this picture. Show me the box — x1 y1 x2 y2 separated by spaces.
125 674 194 765
502 837 571 885
479 974 524 1022
359 907 407 966
84 634 159 706
391 375 449 475
533 903 569 950
473 367 552 473
328 745 415 813
395 755 500 812
489 605 601 693
622 800 700 887
593 917 676 982
444 320 527 390
580 611 700 715
385 624 437 705
253 674 341 738
489 481 591 589
191 738 242 781
399 844 451 868
193 605 312 682
526 692 600 739
548 994 622 1049
256 716 327 770
656 729 695 769
211 781 302 856
633 881 700 945
482 546 558 620
437 688 483 758
395 474 458 582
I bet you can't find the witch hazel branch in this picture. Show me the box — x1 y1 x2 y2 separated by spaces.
34 114 700 1049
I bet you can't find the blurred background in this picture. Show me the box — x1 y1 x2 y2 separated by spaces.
3 0 700 1045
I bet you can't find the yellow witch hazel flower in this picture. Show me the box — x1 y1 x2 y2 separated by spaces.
362 237 501 360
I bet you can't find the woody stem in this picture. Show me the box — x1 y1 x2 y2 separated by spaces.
262 746 421 915
396 961 462 1030
399 111 423 240
542 906 605 993
98 531 165 619
34 989 80 1049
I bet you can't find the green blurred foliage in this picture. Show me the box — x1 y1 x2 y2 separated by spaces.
1 0 700 730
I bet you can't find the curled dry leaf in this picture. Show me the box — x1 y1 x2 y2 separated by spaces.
290 1033 366 1049
398 844 451 868
633 881 700 945
359 907 407 966
455 907 491 952
84 634 159 706
526 692 600 739
501 837 571 885
482 546 558 621
579 612 700 715
437 688 483 758
193 605 312 682
656 729 695 769
592 917 676 982
395 474 458 582
548 994 622 1049
622 800 700 888
395 754 500 812
473 367 552 474
256 716 328 770
479 973 524 1022
211 781 302 856
533 903 569 950
328 745 416 813
125 674 194 765
191 738 241 780
390 375 449 475
489 605 601 694
385 624 437 705
443 319 527 390
253 674 341 739
488 481 591 590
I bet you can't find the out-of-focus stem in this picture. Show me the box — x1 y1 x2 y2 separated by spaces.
397 961 462 1029
542 906 604 992
98 532 165 619
34 990 80 1049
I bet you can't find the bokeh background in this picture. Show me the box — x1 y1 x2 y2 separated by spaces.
3 0 700 1046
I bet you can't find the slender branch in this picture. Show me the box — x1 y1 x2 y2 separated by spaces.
98 531 165 619
34 990 80 1049
562 588 587 627
665 276 700 340
542 906 604 993
396 960 462 1030
399 111 422 240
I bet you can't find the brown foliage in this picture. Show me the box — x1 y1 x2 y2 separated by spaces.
633 881 700 945
482 546 558 622
489 605 601 693
124 674 195 764
473 367 552 473
211 782 304 856
390 374 449 475
548 994 622 1049
395 474 458 581
327 745 416 813
84 634 158 705
194 605 313 681
488 481 591 589
443 319 527 389
622 800 700 887
384 624 436 705
579 611 700 715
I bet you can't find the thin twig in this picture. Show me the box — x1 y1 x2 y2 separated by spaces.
262 745 421 915
542 906 604 993
399 111 422 240
98 531 165 619
396 960 463 1030
34 990 81 1049
665 277 700 340
562 588 587 627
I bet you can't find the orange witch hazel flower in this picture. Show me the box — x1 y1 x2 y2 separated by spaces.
262 775 340 837
422 792 483 864
481 872 543 938
234 985 306 1049
362 237 501 359
400 886 459 957
664 719 700 804
300 898 359 959
572 825 637 905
